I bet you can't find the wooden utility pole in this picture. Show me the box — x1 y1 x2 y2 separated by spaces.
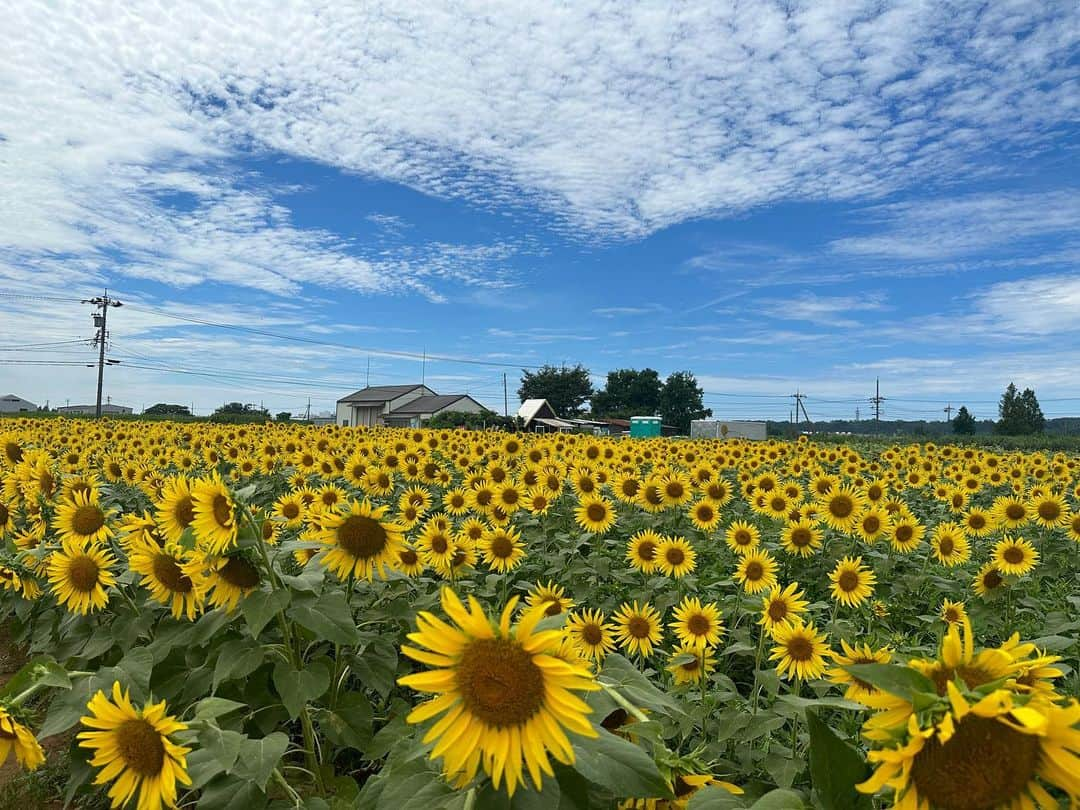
503 373 508 417
944 403 954 421
870 378 885 421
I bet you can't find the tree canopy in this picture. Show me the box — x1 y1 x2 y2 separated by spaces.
590 368 662 418
517 364 593 418
952 405 976 435
425 409 518 431
144 403 191 416
996 383 1045 435
659 371 711 433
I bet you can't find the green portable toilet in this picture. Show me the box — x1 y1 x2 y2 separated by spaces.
629 416 662 438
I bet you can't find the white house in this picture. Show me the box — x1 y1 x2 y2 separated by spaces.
336 385 485 427
517 399 575 433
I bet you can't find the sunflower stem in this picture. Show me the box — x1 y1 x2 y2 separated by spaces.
272 766 303 807
599 680 649 724
751 627 767 716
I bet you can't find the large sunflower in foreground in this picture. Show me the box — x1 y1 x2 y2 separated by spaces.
316 499 405 581
189 475 238 553
78 682 191 810
53 489 115 544
398 588 598 796
47 537 117 615
154 476 195 543
0 707 45 771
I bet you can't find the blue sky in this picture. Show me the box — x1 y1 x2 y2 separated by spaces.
2 1 1079 420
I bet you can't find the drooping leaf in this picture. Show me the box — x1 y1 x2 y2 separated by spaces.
241 588 292 638
232 731 290 790
288 590 361 646
843 664 936 702
272 658 331 719
806 709 872 810
571 727 671 799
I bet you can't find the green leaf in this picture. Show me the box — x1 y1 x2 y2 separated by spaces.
232 732 290 790
749 789 805 809
241 588 292 637
320 691 373 752
185 747 230 789
843 664 937 702
193 697 247 722
775 694 868 713
686 786 746 809
196 722 246 773
197 775 267 810
0 656 71 699
40 674 102 737
212 639 265 692
806 710 872 810
288 591 361 646
178 526 197 551
352 638 399 697
273 658 331 719
595 654 687 720
571 727 672 799
116 647 154 693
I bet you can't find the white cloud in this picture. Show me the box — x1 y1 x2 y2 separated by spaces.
761 293 888 327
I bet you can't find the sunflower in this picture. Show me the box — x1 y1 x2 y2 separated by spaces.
993 536 1039 577
626 530 663 573
613 601 664 658
458 517 489 547
636 479 667 513
78 682 191 810
417 522 458 570
316 499 405 581
189 475 238 554
612 474 642 504
816 485 866 533
398 588 598 796
667 643 717 686
940 599 968 625
272 492 306 528
930 522 970 566
780 519 822 557
128 544 205 621
395 545 426 577
565 609 616 662
0 707 45 771
888 517 925 554
670 597 723 649
769 620 829 681
655 537 696 578
687 498 721 532
659 473 693 507
477 526 526 572
441 487 470 516
973 562 1008 600
1028 492 1069 529
961 507 992 538
523 488 552 515
759 583 809 632
724 520 760 555
828 641 892 702
47 537 117 615
53 489 114 545
733 550 778 594
154 477 196 544
853 507 891 544
829 556 876 608
525 581 575 617
574 495 617 534
0 497 15 536
188 553 261 613
991 495 1030 530
702 478 733 506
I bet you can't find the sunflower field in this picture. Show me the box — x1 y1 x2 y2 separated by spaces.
0 419 1078 810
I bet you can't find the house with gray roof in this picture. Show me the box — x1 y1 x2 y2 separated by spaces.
0 394 38 413
335 385 485 427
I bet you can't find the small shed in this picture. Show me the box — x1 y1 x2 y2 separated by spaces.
517 399 574 433
630 416 662 438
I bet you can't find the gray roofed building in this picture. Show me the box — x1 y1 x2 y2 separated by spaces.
384 394 486 427
337 384 426 403
0 394 38 413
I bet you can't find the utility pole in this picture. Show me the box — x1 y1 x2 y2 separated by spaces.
421 349 426 387
855 406 861 421
83 291 122 418
503 373 508 417
791 389 812 433
305 398 311 421
366 356 371 387
870 377 885 422
944 403 954 421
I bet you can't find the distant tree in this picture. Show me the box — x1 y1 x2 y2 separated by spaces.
518 364 593 418
996 383 1045 435
591 368 663 418
425 409 519 431
144 403 191 416
952 405 976 435
276 411 292 422
659 371 711 433
211 402 270 421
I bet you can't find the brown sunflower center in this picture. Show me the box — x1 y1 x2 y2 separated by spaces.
1005 504 1025 521
282 502 300 519
212 495 232 528
786 636 814 661
399 549 419 567
696 506 714 522
116 718 166 776
830 496 854 518
152 554 193 593
489 534 514 559
336 515 388 559
4 442 23 464
837 570 859 592
790 528 811 547
687 614 710 636
627 616 652 639
910 716 1038 810
72 505 106 537
968 514 986 530
744 561 764 580
768 600 788 622
218 557 260 589
586 503 607 522
735 530 752 545
543 600 564 617
862 516 881 534
770 497 786 512
644 486 664 506
636 540 657 561
581 623 603 646
0 503 8 525
938 536 955 556
456 638 544 727
430 534 449 554
172 496 195 528
621 480 640 497
68 555 100 592
1037 501 1060 521
895 525 914 543
1002 546 1025 565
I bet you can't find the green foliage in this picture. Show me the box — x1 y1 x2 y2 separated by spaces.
143 403 191 416
591 368 663 418
952 405 976 435
806 710 871 810
518 364 593 417
659 370 711 433
425 409 519 431
996 382 1046 435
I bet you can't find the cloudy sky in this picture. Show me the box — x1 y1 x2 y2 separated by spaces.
2 1 1078 420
